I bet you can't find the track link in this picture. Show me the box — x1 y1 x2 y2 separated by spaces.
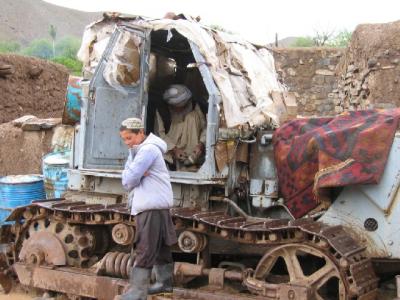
8 200 379 299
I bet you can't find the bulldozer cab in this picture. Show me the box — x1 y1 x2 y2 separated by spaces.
76 22 220 183
80 24 150 170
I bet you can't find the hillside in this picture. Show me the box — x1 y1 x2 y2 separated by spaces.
0 0 101 45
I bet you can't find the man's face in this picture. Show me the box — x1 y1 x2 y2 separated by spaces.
120 130 144 148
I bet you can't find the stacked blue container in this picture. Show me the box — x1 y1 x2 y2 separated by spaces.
0 175 46 224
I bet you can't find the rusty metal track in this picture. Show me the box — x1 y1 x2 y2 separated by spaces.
8 200 379 299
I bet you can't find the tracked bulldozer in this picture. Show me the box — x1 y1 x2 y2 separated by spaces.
2 13 400 300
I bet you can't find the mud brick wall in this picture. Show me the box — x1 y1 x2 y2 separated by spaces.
272 48 344 116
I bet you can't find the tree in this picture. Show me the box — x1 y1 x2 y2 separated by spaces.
0 41 20 53
22 39 53 59
327 30 352 48
290 29 353 48
49 25 57 57
312 29 335 46
290 36 315 47
55 36 81 59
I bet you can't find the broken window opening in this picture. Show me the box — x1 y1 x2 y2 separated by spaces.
103 30 142 88
147 29 209 173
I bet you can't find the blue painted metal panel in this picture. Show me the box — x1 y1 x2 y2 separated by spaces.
62 76 83 125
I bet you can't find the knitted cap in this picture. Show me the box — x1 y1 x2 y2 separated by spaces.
121 117 144 129
163 84 192 107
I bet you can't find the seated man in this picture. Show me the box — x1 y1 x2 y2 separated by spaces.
154 84 206 170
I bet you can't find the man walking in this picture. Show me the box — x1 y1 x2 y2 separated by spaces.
117 117 177 300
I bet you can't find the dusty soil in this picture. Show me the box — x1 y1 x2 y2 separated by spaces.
0 293 35 300
0 54 69 124
0 122 53 176
0 286 396 299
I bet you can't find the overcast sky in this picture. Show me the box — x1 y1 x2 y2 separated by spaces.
45 0 399 44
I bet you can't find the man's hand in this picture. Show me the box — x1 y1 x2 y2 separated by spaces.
194 143 205 156
173 147 187 161
143 171 150 177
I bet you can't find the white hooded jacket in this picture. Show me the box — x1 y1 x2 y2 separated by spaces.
122 133 173 215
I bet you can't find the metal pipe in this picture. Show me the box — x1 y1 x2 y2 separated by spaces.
209 196 269 222
174 262 244 281
396 275 400 299
209 197 249 218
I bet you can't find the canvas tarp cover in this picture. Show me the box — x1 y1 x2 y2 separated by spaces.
77 16 284 128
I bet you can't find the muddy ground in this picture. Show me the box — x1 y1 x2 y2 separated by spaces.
0 54 69 124
0 287 396 299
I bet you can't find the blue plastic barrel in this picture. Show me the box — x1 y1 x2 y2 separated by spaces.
0 175 46 223
42 151 70 199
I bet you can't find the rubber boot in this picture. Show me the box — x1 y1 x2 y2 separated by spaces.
117 267 151 300
148 263 174 295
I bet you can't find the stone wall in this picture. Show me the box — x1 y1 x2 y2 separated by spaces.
272 48 344 116
333 21 400 113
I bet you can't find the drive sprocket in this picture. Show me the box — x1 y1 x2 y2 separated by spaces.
21 218 98 267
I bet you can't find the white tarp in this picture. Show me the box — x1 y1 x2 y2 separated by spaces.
77 16 285 128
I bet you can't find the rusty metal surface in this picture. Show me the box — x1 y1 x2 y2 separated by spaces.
178 231 208 253
0 253 11 294
112 223 135 245
248 243 345 299
14 263 128 300
62 76 82 125
208 268 225 288
7 200 379 299
97 251 134 279
171 287 271 300
19 231 66 266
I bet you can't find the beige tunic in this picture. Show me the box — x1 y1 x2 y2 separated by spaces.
155 104 206 164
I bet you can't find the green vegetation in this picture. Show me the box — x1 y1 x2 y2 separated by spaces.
55 36 81 59
0 36 82 75
51 56 82 75
0 40 21 53
22 39 53 59
327 30 352 48
291 37 315 47
290 29 352 48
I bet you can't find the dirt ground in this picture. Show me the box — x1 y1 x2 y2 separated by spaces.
0 122 53 176
0 287 396 299
0 293 34 300
0 54 69 124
